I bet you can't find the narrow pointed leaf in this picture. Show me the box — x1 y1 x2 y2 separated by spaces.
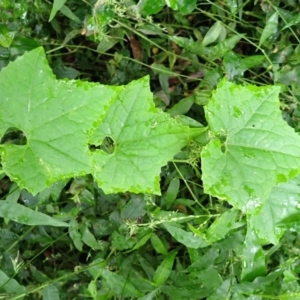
69 218 83 251
99 269 143 298
131 232 152 251
203 35 243 61
151 233 168 255
0 201 68 226
0 270 26 296
259 12 278 47
206 209 239 243
137 288 160 300
164 223 209 248
225 0 238 14
169 35 243 61
241 225 266 282
80 224 103 250
282 14 300 30
198 265 223 289
202 79 300 212
165 177 180 209
202 21 223 47
153 250 177 286
49 0 67 21
42 284 60 300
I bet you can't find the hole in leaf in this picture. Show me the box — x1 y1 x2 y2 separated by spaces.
219 133 227 143
1 127 27 145
89 136 115 154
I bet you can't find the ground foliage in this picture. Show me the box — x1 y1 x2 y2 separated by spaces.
1 0 300 299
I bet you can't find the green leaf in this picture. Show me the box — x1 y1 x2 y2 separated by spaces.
131 232 152 251
223 51 265 80
0 269 26 296
166 0 197 13
91 77 204 195
88 4 114 37
206 209 239 243
38 180 66 203
153 250 177 286
259 12 278 47
0 25 15 48
42 284 60 300
269 45 293 64
203 35 243 61
210 282 232 300
151 232 168 255
275 65 300 85
202 21 223 47
282 14 300 30
241 224 266 282
87 281 97 299
198 265 223 289
52 64 80 80
138 0 165 15
0 201 68 226
49 0 67 21
151 63 174 76
80 224 103 250
165 177 180 209
225 0 238 15
120 195 146 220
30 264 49 283
164 223 209 248
5 183 20 202
231 270 282 294
168 96 195 117
186 248 220 271
202 79 300 212
59 5 81 23
69 218 83 251
169 36 202 54
0 47 118 194
99 269 143 298
111 231 135 250
250 175 300 245
137 288 160 300
169 35 242 61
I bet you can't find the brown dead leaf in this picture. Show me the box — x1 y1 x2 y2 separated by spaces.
129 35 143 60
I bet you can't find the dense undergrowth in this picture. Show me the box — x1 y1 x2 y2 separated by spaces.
1 0 300 299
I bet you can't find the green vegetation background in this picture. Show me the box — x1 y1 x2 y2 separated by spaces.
1 0 300 299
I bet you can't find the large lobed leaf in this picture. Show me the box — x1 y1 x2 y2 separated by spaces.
0 47 203 195
90 77 204 194
0 47 119 194
250 175 300 244
202 79 300 212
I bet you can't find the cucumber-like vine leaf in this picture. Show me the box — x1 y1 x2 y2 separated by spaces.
249 175 300 245
202 79 300 212
90 77 204 194
0 47 119 194
0 47 204 195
